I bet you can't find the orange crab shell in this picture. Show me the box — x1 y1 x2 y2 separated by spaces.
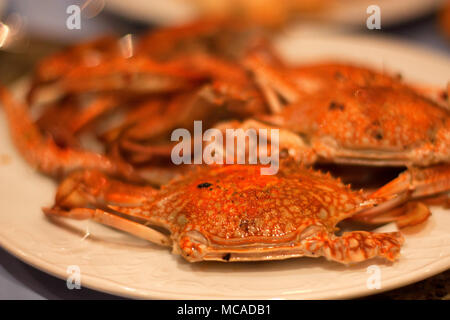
47 161 404 263
110 162 399 262
288 62 403 94
274 86 450 166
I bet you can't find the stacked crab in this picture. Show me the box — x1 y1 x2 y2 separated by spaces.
1 19 449 264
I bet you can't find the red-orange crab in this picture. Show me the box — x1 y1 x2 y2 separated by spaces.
44 162 404 264
0 41 271 184
244 57 449 113
28 18 271 106
255 85 450 168
0 87 136 180
29 36 122 96
25 43 272 163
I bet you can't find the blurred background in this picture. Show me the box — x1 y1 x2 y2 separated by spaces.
0 0 449 299
0 0 449 84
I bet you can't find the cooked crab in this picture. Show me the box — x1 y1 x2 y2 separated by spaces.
0 87 137 180
254 85 450 167
44 161 404 264
28 18 271 106
213 63 450 227
244 56 449 113
0 71 269 186
215 85 450 184
243 59 405 113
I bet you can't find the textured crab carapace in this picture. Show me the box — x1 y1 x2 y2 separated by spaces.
238 57 450 167
270 85 450 167
45 162 404 264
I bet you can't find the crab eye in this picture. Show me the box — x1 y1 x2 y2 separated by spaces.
222 253 231 261
328 101 345 111
197 182 212 189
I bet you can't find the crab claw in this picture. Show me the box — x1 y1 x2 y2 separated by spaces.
52 170 157 209
350 165 450 228
350 201 432 229
0 86 136 180
44 170 171 247
370 165 450 203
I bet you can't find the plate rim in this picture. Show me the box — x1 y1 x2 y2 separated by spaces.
2 231 450 300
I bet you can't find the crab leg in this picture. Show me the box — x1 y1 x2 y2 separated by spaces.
119 94 188 141
202 81 266 116
53 170 157 208
69 95 118 134
32 36 120 85
422 193 450 207
214 119 317 165
119 140 175 164
369 164 450 202
27 36 121 104
44 207 171 246
350 201 432 228
61 56 200 94
43 169 171 246
36 97 82 148
307 230 404 264
351 165 450 227
30 56 202 104
100 99 166 144
244 55 299 113
308 142 418 167
0 87 135 179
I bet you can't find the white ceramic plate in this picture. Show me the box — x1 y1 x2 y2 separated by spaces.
0 34 450 299
312 0 445 27
106 0 445 27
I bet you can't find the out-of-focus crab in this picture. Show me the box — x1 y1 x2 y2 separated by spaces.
44 162 404 264
7 21 287 187
0 74 265 185
28 18 270 105
244 56 450 113
29 36 121 92
0 87 137 180
217 85 450 179
252 85 450 167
